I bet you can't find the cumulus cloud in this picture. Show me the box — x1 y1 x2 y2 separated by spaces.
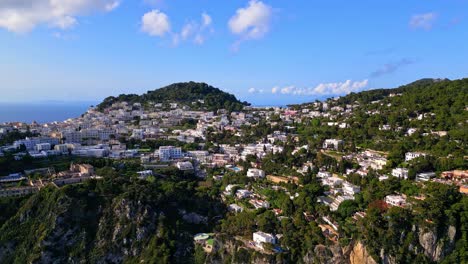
0 0 120 33
271 80 369 96
141 9 171 37
229 0 272 50
248 87 264 94
202 12 212 27
370 58 415 78
173 12 213 45
409 12 437 30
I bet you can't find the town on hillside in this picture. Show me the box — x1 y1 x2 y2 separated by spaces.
0 80 467 263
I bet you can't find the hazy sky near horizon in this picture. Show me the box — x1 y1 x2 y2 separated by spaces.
0 0 467 105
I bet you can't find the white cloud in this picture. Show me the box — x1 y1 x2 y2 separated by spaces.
105 1 120 11
52 15 77 29
194 34 204 45
409 12 437 30
181 22 195 40
280 86 295 94
141 9 171 37
202 12 212 28
173 12 213 45
271 80 369 96
248 87 264 94
0 0 120 33
229 0 272 49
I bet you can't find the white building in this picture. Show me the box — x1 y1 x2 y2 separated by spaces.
131 129 145 140
176 161 194 171
343 182 361 196
54 144 69 153
228 204 244 213
321 177 343 187
385 194 407 207
247 168 265 179
322 139 344 150
253 231 276 249
14 137 59 150
416 172 436 182
158 146 182 161
224 184 238 196
137 170 153 179
392 168 409 179
62 131 82 144
317 171 332 178
188 151 210 163
250 199 270 209
330 195 354 211
236 189 252 199
405 152 426 162
35 143 51 151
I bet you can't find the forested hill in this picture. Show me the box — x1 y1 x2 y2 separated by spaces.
336 78 459 105
289 78 467 167
97 82 249 112
335 78 468 131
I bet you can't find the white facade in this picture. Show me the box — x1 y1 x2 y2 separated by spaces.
343 182 361 196
253 231 276 249
54 144 69 153
392 168 409 179
247 168 265 178
188 151 210 163
385 195 406 207
14 137 59 150
176 161 194 171
322 139 343 150
35 143 51 151
321 176 343 187
416 172 436 182
131 129 145 140
228 204 243 213
158 146 182 161
137 170 153 179
317 171 332 178
236 189 252 199
405 152 426 162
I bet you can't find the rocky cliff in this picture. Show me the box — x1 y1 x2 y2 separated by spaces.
0 176 224 263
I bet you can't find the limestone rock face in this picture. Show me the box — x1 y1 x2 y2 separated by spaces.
349 242 377 264
419 226 457 262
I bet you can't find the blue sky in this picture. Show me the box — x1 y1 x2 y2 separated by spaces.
0 0 467 105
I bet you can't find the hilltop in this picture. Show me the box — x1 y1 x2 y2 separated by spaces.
97 82 249 112
335 78 452 105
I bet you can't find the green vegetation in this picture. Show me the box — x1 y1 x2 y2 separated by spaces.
0 165 224 263
0 78 467 263
97 82 249 112
0 129 38 146
294 78 468 172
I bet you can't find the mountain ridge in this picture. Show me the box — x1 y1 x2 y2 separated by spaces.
97 82 249 112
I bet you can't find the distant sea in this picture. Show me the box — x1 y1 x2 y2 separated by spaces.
0 101 292 124
0 102 97 124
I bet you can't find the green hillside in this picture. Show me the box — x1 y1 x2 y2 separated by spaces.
0 171 224 263
97 82 249 112
293 78 468 170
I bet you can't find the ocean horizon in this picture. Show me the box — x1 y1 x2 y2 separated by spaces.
0 101 290 124
0 102 97 124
